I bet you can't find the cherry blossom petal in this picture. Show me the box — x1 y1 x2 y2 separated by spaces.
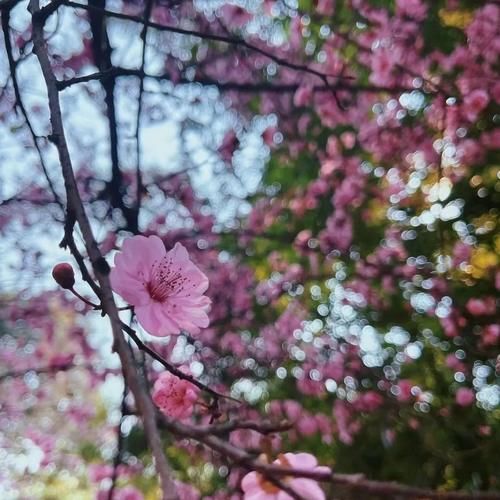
241 472 266 496
289 478 325 500
109 270 150 306
283 452 318 469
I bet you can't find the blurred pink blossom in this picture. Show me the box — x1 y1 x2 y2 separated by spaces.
482 324 500 347
315 0 334 16
218 129 239 162
396 380 413 402
354 391 384 412
152 370 200 419
115 486 144 500
396 0 427 21
466 297 496 316
455 388 475 407
463 89 489 122
175 480 201 500
293 85 313 107
219 5 253 27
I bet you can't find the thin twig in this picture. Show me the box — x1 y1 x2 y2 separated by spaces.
133 0 154 223
61 0 348 85
2 9 64 210
108 376 127 500
121 321 240 404
0 362 94 382
56 65 418 95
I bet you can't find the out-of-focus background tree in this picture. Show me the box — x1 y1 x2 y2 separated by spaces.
0 0 498 498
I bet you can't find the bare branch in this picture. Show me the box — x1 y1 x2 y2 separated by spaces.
87 0 139 233
62 0 349 85
133 0 154 221
161 416 500 499
56 65 419 95
28 1 178 496
0 362 97 382
2 8 64 211
108 374 128 500
204 419 293 435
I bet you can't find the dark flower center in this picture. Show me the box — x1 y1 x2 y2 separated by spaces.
147 257 188 302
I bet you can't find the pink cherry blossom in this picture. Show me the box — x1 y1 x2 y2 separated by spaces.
293 85 313 107
370 49 394 86
88 463 113 483
218 129 239 162
175 480 201 500
152 370 200 419
282 400 302 422
333 400 360 445
315 0 334 16
482 324 500 347
115 486 144 500
452 242 471 267
354 391 384 412
319 210 353 254
297 415 318 436
463 89 489 122
455 388 475 407
396 380 414 402
466 297 496 316
445 354 466 373
241 453 330 500
219 5 253 27
262 126 277 147
396 0 427 21
110 235 211 336
478 425 492 437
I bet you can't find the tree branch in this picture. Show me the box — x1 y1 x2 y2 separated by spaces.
87 0 139 233
62 0 349 85
0 361 95 382
56 65 418 95
108 374 128 500
133 0 154 223
2 8 64 211
157 416 500 500
28 2 178 496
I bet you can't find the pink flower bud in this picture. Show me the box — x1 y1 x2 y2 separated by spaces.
52 263 75 289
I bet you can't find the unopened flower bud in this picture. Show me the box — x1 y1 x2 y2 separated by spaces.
52 263 75 289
